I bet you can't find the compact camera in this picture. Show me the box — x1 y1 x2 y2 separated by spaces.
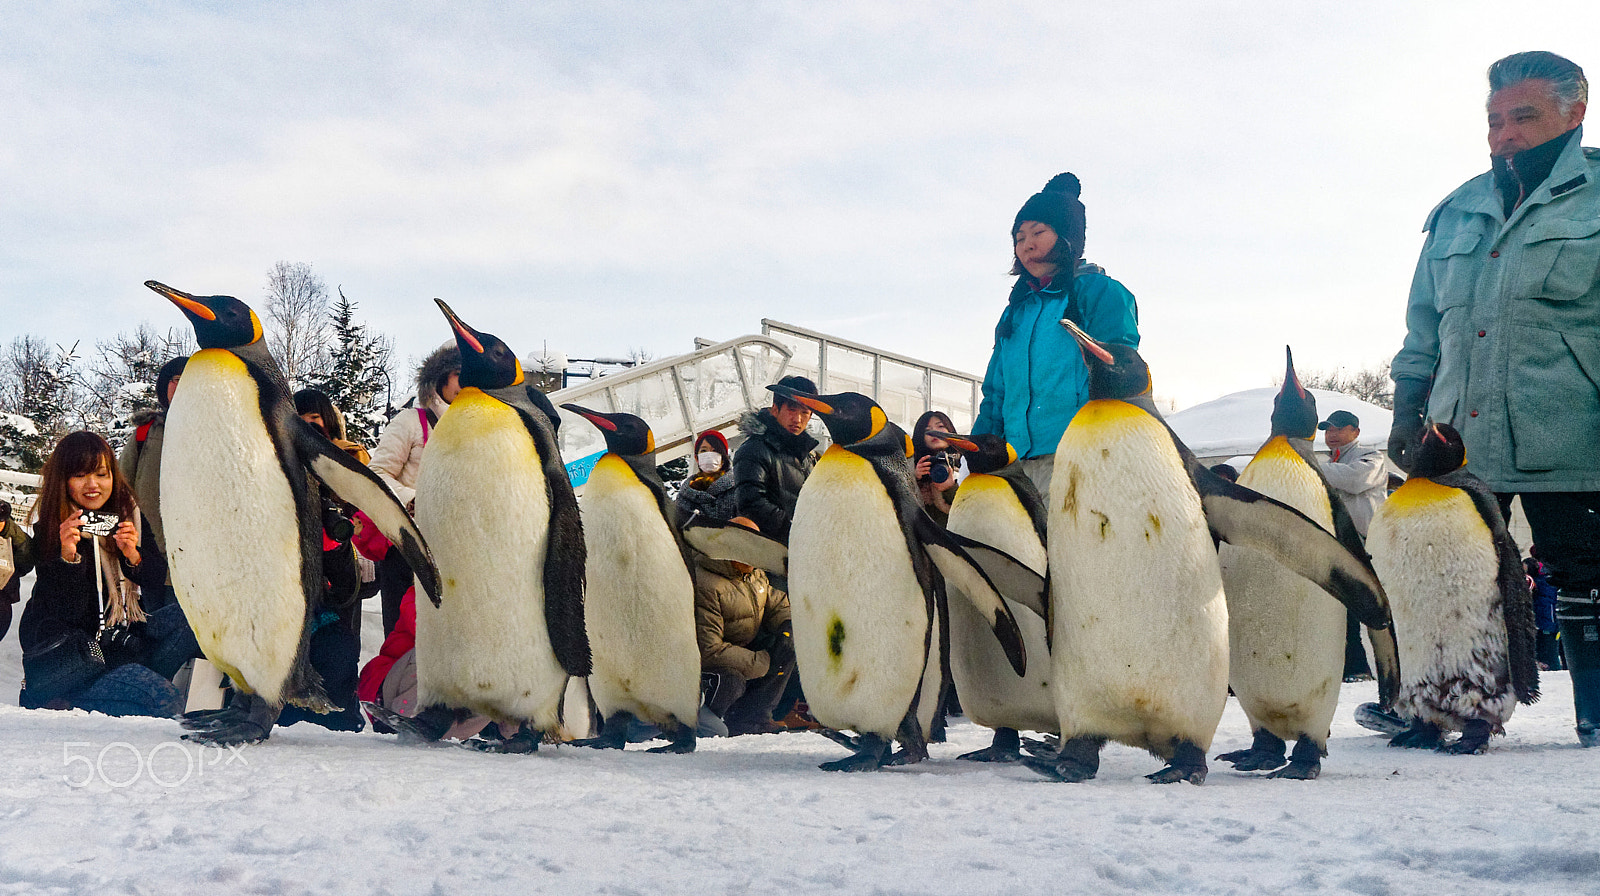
78 511 121 538
926 451 951 484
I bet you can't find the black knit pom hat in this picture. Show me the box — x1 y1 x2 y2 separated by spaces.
1013 172 1087 263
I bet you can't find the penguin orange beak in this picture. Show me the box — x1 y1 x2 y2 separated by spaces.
770 383 833 415
561 403 618 432
1060 318 1114 365
435 299 485 354
1284 346 1305 399
938 433 981 453
146 280 216 321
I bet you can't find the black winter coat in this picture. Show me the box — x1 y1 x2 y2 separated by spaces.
732 409 818 543
18 518 169 654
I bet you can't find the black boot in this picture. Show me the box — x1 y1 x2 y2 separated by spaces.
1557 588 1600 748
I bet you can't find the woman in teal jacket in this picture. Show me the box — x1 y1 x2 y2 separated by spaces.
971 172 1140 496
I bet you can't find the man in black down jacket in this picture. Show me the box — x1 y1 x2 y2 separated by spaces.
732 376 820 544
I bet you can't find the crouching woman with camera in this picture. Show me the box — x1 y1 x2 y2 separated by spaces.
18 431 198 716
912 411 962 528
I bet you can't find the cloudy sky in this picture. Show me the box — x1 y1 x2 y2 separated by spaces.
2 2 1592 408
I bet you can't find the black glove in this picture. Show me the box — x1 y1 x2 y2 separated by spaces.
1387 377 1431 473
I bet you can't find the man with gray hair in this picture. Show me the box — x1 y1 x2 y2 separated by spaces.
1390 51 1599 746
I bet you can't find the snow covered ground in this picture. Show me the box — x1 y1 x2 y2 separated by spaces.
3 574 1598 895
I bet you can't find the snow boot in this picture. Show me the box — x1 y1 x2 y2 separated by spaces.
1557 588 1600 748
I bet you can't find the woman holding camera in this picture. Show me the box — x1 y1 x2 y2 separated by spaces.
18 431 195 716
913 411 962 527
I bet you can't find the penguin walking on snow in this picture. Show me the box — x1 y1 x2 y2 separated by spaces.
1366 422 1538 754
937 432 1056 763
1216 349 1400 779
778 386 1027 771
1033 321 1392 784
562 404 701 753
148 281 440 746
385 301 590 753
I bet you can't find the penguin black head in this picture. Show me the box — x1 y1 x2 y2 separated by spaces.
1410 421 1467 478
562 404 655 457
146 280 263 350
772 386 886 447
435 299 524 391
1059 318 1152 401
941 432 1016 475
1270 346 1318 439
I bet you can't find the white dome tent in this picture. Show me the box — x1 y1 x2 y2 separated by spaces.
1167 387 1394 465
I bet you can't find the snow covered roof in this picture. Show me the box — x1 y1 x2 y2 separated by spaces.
1167 387 1394 459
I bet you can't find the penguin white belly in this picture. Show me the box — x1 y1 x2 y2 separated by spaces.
1367 481 1512 730
945 476 1055 734
1048 401 1229 754
582 455 699 728
160 349 305 705
1219 439 1345 746
413 390 567 728
789 446 930 738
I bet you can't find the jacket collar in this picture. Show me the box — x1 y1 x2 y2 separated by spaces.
1492 127 1580 217
1426 125 1592 231
752 408 819 457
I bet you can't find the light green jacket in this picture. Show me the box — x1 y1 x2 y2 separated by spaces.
1393 126 1600 491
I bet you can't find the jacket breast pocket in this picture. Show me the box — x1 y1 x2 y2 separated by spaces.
1517 216 1600 302
1426 231 1483 310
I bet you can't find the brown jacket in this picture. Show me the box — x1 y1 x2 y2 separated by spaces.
693 554 790 679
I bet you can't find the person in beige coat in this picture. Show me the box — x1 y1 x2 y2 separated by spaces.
694 517 795 735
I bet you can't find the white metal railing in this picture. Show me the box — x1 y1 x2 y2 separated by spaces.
760 320 984 434
547 334 795 488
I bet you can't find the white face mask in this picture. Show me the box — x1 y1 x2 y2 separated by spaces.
697 452 723 473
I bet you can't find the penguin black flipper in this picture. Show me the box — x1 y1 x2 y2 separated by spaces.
1433 468 1541 705
941 530 1048 620
680 513 790 577
914 513 1027 676
1190 460 1392 630
1287 437 1404 708
505 399 591 679
292 419 442 606
998 465 1050 547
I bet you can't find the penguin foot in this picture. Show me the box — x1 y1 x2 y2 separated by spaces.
815 727 862 751
958 728 1023 763
1265 760 1321 780
1388 720 1443 750
1217 729 1288 771
1438 720 1492 755
361 702 455 745
1355 702 1408 736
179 707 238 728
883 746 927 767
1147 742 1207 785
573 713 631 750
1019 734 1060 759
958 744 1023 763
179 709 245 732
464 727 541 754
645 724 696 754
182 720 271 747
1216 749 1287 772
1024 735 1103 782
1576 721 1599 748
818 734 889 772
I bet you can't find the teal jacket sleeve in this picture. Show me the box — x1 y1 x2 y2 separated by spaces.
1077 274 1140 348
972 341 1005 437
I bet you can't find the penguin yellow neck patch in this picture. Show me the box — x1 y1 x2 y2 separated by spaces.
1251 435 1301 465
1384 477 1464 513
187 348 248 374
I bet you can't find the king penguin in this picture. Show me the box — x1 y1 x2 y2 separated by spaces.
1216 348 1400 779
396 300 590 753
562 404 701 754
779 386 1027 771
148 280 440 746
1034 321 1393 784
938 432 1056 763
1366 422 1538 754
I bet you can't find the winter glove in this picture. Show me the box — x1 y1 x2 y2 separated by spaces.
1387 377 1431 473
